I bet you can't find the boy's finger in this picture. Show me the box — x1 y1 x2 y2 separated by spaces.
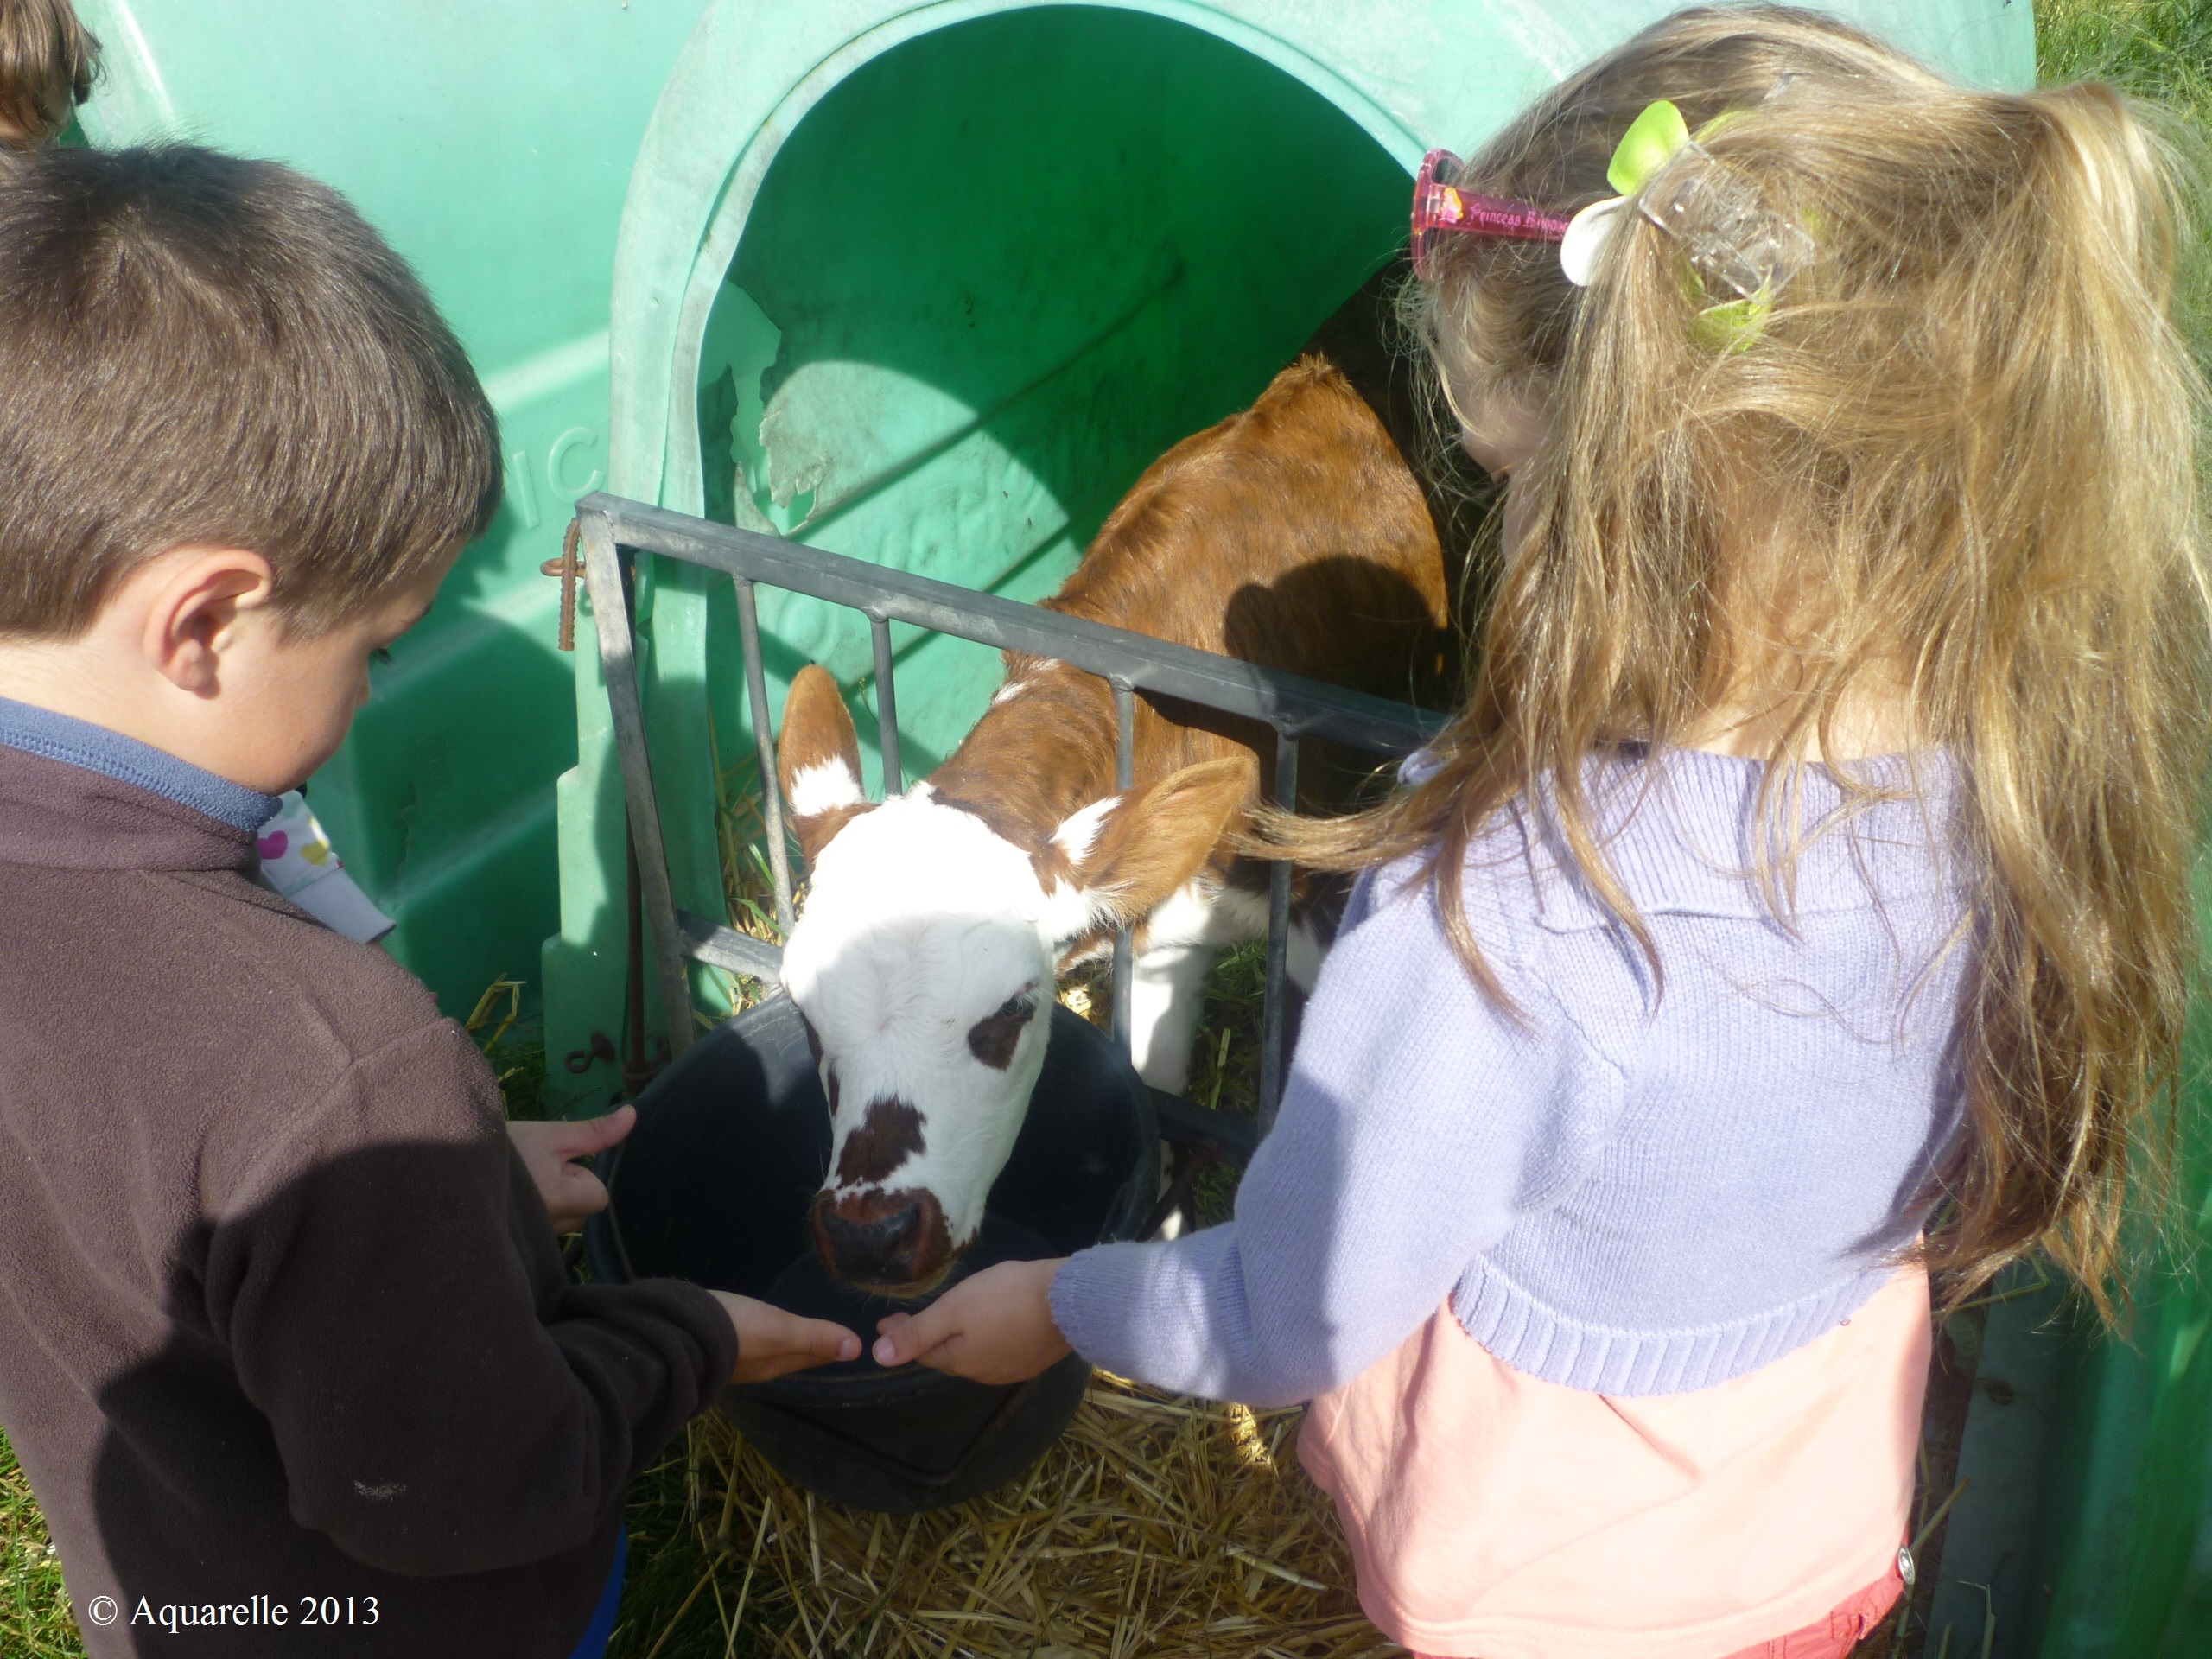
552 1103 636 1157
784 1314 862 1363
554 1168 610 1219
749 1354 811 1382
754 1344 855 1381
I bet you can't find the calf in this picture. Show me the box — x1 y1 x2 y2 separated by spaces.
775 268 1484 1289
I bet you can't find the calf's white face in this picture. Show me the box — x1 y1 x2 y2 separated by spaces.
774 665 1252 1289
780 791 1087 1289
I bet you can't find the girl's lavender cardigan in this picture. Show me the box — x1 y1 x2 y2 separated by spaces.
1051 747 1967 1403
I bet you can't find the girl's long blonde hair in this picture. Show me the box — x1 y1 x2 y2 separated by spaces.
1266 5 2212 1317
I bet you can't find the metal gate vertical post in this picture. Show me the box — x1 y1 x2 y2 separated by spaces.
869 613 903 794
734 576 797 932
1110 683 1136 1057
579 511 696 1062
1258 729 1300 1133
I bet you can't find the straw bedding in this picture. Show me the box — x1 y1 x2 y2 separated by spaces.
630 1336 1973 1659
631 1376 1394 1659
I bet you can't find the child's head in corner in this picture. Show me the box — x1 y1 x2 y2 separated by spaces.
1291 6 2209 1313
0 0 101 149
0 143 501 793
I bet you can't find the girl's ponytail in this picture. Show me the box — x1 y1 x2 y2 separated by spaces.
1929 80 2209 1317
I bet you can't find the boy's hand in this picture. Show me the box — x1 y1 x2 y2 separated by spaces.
870 1257 1071 1385
506 1107 635 1235
712 1293 863 1382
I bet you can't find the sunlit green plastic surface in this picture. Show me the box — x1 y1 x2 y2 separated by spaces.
2027 978 2212 1657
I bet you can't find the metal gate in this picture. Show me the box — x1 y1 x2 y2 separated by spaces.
569 490 1440 1157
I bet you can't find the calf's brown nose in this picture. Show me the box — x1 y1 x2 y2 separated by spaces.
810 1188 952 1289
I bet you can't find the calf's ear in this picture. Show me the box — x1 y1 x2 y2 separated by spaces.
777 664 871 867
1063 756 1256 924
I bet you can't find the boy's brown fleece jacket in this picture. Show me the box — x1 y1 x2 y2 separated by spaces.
0 744 739 1656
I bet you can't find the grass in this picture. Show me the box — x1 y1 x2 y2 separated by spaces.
2039 0 2212 106
469 973 553 1122
0 1435 76 1656
1 5 2205 1656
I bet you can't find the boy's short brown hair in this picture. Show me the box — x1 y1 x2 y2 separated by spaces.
0 0 100 144
0 144 501 637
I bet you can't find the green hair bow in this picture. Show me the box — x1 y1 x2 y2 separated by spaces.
1561 99 1810 352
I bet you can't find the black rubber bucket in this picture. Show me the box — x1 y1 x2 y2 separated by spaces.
585 997 1156 1512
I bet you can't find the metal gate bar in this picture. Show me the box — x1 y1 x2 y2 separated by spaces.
734 577 796 934
1111 683 1136 1057
576 491 1440 1142
1261 732 1299 1135
579 512 700 1060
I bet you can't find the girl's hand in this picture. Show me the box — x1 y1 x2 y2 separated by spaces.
712 1292 863 1382
506 1106 635 1234
871 1257 1072 1385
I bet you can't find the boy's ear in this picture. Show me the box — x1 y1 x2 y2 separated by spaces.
139 548 276 694
777 664 872 867
1056 756 1256 925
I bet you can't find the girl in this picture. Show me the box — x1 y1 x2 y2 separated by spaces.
872 6 2210 1654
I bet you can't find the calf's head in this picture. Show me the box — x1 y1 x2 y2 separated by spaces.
774 664 1250 1290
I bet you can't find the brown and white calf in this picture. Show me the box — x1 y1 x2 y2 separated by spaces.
774 272 1481 1288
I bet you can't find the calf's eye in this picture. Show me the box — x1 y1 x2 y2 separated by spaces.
967 992 1037 1071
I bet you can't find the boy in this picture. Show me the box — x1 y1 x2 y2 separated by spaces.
0 145 858 1656
0 0 99 148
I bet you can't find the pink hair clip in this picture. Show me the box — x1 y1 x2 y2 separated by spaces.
1410 149 1572 279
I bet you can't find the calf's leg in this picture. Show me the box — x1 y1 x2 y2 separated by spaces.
1128 941 1217 1095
